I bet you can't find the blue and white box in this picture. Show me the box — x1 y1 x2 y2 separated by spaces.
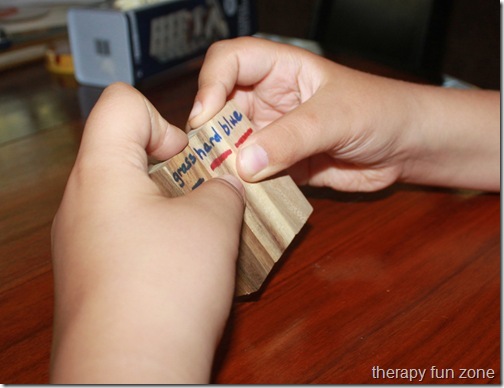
68 0 256 87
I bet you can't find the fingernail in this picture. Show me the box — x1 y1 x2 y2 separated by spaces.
219 174 246 200
238 143 268 178
188 100 202 121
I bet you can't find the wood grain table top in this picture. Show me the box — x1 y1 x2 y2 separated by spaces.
0 54 499 384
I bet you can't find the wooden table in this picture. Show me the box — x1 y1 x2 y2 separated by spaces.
0 53 500 384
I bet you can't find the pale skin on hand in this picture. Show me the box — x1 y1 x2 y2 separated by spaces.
51 83 245 384
188 36 499 193
51 36 499 384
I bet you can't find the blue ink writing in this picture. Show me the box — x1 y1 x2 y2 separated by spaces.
234 127 253 148
219 110 243 136
210 149 232 171
172 153 197 188
191 178 205 190
193 126 223 160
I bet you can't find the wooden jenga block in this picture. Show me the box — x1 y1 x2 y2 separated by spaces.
149 100 312 295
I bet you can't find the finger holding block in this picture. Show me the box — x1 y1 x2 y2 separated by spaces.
149 100 313 296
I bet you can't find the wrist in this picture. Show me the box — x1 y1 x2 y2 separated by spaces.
52 279 220 383
396 87 500 191
354 72 421 182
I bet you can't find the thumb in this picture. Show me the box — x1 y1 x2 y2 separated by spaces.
236 93 336 182
185 174 246 233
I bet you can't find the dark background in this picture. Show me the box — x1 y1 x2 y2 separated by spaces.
255 0 500 90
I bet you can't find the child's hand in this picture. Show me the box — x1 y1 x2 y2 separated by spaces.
51 83 245 383
187 36 409 192
189 37 499 192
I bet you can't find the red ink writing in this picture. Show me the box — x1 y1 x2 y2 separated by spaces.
210 149 232 171
191 178 205 190
234 127 253 148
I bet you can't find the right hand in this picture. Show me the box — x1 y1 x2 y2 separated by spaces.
188 37 499 192
187 36 415 192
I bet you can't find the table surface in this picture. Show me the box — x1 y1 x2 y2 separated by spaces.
0 52 500 384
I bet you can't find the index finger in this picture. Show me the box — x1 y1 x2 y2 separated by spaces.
187 36 278 129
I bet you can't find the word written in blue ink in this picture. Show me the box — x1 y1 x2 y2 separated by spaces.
191 110 243 161
172 153 197 188
171 109 246 189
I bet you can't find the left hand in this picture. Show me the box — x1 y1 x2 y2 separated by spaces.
51 83 245 383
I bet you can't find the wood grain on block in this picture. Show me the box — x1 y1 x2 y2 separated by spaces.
149 100 313 295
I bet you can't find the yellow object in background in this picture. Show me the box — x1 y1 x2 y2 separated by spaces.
45 48 74 74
